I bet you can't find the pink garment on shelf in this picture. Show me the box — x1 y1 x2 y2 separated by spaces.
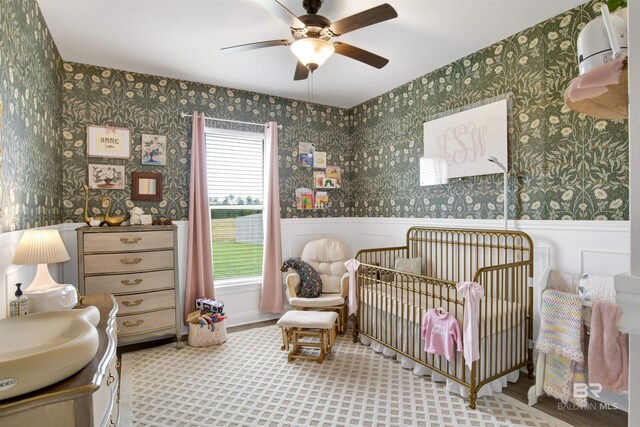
588 301 629 393
345 259 360 316
259 122 284 313
184 112 215 322
457 281 484 369
421 309 463 361
566 55 627 102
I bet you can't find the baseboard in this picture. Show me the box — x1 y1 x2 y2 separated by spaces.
226 311 281 328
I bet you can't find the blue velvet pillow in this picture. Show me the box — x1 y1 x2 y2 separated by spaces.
281 257 322 298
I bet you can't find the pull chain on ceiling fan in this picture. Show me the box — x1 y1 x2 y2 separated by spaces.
222 0 398 80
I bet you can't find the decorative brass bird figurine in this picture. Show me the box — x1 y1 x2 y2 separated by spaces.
102 196 126 227
83 184 105 226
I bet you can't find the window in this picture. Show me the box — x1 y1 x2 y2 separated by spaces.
206 128 264 282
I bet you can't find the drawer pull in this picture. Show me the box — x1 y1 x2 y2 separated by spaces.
121 278 143 286
122 319 144 328
120 257 142 265
121 298 143 307
120 236 142 244
107 370 115 386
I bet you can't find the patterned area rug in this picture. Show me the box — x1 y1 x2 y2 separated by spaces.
120 325 570 427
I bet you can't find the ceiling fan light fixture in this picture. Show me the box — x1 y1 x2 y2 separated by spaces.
290 38 334 70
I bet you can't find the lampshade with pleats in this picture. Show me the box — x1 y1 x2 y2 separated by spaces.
12 229 70 265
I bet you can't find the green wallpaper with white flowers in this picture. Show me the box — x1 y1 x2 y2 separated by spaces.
57 0 628 222
61 64 352 221
0 0 64 231
349 0 628 220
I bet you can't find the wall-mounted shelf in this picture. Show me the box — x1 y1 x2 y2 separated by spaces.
564 62 628 120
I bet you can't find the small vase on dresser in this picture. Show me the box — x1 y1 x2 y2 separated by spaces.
76 225 182 347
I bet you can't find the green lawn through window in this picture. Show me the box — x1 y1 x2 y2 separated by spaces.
212 240 263 280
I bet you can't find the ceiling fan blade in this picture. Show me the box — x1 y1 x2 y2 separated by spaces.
254 0 306 29
329 3 397 36
294 61 310 80
221 39 290 53
333 42 389 69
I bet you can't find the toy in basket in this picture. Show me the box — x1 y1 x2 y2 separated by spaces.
187 298 227 347
196 297 224 314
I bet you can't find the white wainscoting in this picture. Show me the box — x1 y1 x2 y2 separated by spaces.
0 218 632 331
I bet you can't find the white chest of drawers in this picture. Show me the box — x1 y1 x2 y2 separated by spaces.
77 225 181 346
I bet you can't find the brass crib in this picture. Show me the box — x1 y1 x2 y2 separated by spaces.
354 227 534 409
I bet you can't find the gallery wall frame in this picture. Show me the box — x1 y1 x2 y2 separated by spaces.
86 124 131 158
131 171 163 201
88 164 126 189
141 134 167 165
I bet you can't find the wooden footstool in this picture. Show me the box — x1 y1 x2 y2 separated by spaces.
277 311 338 364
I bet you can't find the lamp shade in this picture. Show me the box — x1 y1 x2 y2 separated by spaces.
290 38 335 70
12 229 70 265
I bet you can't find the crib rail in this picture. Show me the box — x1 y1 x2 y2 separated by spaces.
407 227 533 283
474 260 533 392
356 264 468 384
355 246 408 269
354 227 534 409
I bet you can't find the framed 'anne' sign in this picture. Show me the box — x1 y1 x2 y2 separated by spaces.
423 99 508 179
86 125 131 158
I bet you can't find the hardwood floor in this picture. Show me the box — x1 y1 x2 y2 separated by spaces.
503 375 627 427
120 320 627 427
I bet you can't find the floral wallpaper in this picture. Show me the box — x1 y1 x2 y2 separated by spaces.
0 0 63 231
349 0 628 220
12 0 627 225
61 64 352 221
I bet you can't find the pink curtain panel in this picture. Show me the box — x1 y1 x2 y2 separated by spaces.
259 122 284 313
184 112 215 322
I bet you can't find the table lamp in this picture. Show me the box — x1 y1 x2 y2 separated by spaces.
12 229 78 311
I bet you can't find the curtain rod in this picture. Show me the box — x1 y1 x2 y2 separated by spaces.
179 112 282 129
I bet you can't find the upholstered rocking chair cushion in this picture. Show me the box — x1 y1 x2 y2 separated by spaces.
281 257 322 298
289 294 345 308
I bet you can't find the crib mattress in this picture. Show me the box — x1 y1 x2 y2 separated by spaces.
359 281 524 335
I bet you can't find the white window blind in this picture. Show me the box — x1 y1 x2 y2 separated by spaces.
206 131 264 205
206 129 265 281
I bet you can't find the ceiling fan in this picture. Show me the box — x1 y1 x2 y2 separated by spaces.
222 0 398 81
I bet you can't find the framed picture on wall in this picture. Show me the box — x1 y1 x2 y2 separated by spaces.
132 171 163 201
86 124 131 158
88 164 126 189
423 98 508 179
141 134 167 165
